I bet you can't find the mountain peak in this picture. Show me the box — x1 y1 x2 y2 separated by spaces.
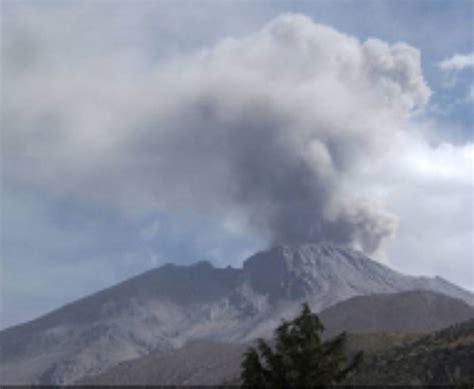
241 242 373 301
241 243 474 307
243 241 373 275
1 242 473 385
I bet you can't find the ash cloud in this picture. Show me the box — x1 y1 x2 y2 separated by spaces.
2 14 432 254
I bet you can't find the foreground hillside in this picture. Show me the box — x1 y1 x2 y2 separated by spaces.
319 289 474 336
82 291 474 385
81 332 423 385
1 243 473 384
84 319 474 385
81 340 248 385
351 318 474 385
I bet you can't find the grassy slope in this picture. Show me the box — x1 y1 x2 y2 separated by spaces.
350 319 474 385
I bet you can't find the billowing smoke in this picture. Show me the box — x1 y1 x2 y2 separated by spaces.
3 14 431 254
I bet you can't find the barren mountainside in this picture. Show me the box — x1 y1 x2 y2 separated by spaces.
319 290 474 336
1 243 473 384
82 292 474 385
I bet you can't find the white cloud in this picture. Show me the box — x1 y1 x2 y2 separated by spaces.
438 52 474 71
389 139 474 290
345 130 474 290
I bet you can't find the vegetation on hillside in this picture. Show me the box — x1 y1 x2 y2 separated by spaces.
240 303 363 386
350 319 474 385
240 308 474 386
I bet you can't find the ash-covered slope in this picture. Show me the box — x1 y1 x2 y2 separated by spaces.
319 290 474 336
82 290 474 386
81 340 248 386
1 243 473 384
243 244 473 307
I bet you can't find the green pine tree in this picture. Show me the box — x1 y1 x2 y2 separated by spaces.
241 303 363 387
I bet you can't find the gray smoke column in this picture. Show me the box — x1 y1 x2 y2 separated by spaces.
3 14 431 254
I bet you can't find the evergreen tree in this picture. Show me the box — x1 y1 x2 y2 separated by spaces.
241 303 363 387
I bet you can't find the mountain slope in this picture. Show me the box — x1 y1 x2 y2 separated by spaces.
351 318 474 385
81 340 248 386
243 244 473 308
82 290 474 385
1 243 473 384
319 290 474 335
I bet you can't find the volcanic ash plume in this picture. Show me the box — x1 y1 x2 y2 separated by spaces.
4 15 431 254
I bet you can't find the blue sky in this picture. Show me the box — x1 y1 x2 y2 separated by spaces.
1 0 473 329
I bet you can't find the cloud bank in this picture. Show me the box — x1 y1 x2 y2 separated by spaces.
438 52 474 71
2 14 437 254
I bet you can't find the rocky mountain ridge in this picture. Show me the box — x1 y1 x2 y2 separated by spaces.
1 243 473 384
